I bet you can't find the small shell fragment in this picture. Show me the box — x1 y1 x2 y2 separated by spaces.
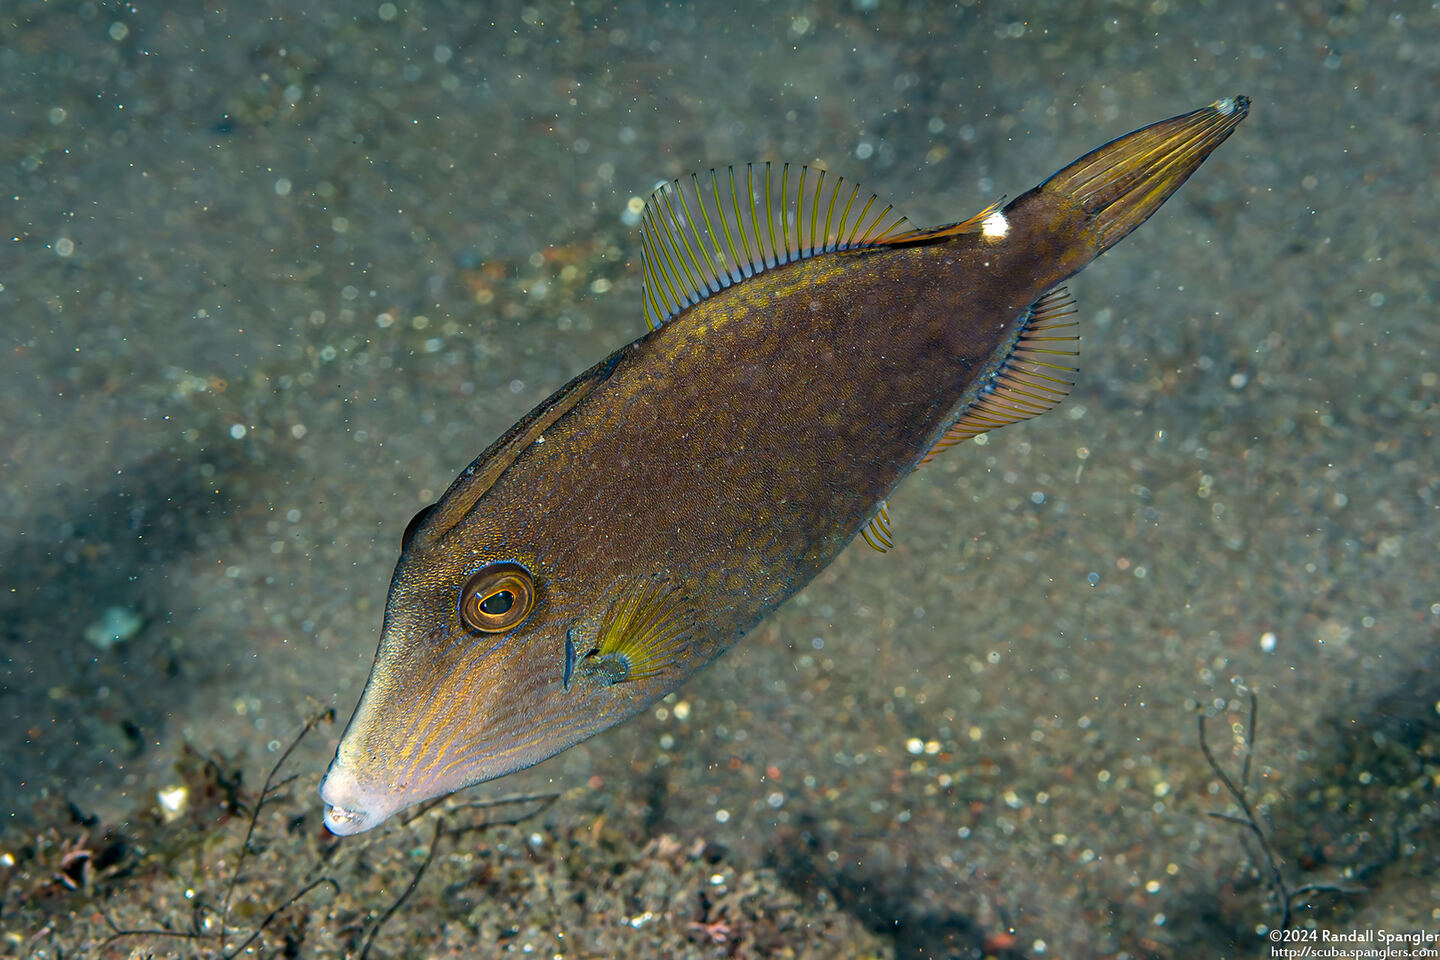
157 785 188 822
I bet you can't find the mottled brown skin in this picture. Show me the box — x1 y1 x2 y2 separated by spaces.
321 97 1250 834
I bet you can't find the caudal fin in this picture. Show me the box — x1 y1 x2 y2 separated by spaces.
1036 96 1250 256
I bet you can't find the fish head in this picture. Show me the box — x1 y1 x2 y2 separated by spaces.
319 503 700 836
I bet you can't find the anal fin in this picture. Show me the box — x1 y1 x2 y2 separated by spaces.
922 287 1080 464
860 500 895 553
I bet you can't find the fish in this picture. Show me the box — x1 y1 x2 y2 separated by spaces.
319 96 1251 835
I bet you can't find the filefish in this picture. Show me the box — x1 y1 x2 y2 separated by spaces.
321 96 1250 835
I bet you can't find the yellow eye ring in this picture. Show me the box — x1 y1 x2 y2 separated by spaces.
458 563 536 633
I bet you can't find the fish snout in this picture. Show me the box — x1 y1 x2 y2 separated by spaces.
318 760 404 836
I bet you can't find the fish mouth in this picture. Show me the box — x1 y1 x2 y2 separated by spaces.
318 761 408 836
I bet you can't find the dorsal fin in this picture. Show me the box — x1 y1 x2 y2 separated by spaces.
873 196 1008 245
921 287 1081 463
640 163 914 330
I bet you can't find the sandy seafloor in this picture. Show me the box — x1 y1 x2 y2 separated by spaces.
2 1 1438 957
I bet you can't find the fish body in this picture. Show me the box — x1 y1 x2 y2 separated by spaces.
321 97 1250 835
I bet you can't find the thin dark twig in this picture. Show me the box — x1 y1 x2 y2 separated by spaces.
1240 689 1257 791
98 897 307 956
97 902 123 934
219 706 335 950
1198 691 1366 931
221 876 339 960
397 793 451 828
446 791 561 818
89 716 556 958
98 709 339 957
192 901 216 937
1198 694 1294 930
94 880 222 947
398 789 560 829
99 926 206 952
1291 881 1365 898
354 790 559 955
444 794 560 840
260 772 302 799
359 818 445 960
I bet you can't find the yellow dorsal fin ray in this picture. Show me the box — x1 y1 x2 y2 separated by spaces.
640 163 914 330
921 286 1080 464
872 197 1007 245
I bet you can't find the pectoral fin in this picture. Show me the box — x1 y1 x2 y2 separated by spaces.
578 577 695 685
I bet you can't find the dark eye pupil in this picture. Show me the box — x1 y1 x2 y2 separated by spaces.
480 590 514 615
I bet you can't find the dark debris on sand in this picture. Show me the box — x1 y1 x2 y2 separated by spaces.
0 717 892 960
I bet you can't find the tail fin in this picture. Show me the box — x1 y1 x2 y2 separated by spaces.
1031 96 1250 257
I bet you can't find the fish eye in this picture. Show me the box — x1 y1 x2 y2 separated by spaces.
459 563 535 633
480 591 513 615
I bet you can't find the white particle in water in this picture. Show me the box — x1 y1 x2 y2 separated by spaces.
621 196 644 226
